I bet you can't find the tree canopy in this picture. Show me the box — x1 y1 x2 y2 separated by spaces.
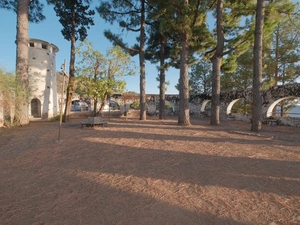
47 0 95 42
75 41 136 115
97 0 148 120
0 0 45 23
47 0 95 122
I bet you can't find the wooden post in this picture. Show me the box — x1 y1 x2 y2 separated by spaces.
58 60 68 142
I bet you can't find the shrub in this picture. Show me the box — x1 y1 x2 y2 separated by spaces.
50 115 61 122
130 101 140 110
165 101 173 110
156 101 173 110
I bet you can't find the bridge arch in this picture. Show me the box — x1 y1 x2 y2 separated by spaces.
226 98 243 115
266 96 295 118
200 100 211 112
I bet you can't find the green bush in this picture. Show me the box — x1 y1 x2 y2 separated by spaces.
165 101 173 110
50 115 61 122
130 101 140 109
156 101 173 110
0 68 30 126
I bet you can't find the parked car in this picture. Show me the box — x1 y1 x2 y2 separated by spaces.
71 101 88 111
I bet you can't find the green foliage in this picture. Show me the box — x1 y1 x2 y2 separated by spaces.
174 56 212 94
263 6 300 87
97 0 148 56
222 50 253 91
156 101 172 110
130 101 140 110
50 115 61 121
207 0 256 73
231 99 252 115
126 91 138 94
155 75 170 90
148 0 212 57
0 0 45 23
165 101 172 110
97 0 148 120
97 0 147 35
75 41 136 110
0 0 11 9
0 69 15 95
28 0 45 23
0 68 29 126
189 57 212 94
47 0 95 42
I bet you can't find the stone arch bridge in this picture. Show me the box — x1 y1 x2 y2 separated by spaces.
112 83 300 126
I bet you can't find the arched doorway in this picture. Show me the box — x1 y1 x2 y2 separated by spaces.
31 98 41 118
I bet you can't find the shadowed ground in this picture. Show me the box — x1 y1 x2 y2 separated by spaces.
0 116 299 225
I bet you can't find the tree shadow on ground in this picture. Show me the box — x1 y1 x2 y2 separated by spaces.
57 139 300 197
1 118 299 225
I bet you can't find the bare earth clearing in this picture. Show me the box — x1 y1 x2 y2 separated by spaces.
0 116 299 225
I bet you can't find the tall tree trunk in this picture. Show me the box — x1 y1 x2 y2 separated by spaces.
178 31 191 126
15 0 30 125
271 28 279 117
274 27 279 85
99 94 108 114
139 0 146 120
63 6 76 123
210 0 224 126
251 0 265 132
93 99 98 116
159 37 166 120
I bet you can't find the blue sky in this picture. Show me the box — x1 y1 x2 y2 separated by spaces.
0 1 183 94
1 1 299 95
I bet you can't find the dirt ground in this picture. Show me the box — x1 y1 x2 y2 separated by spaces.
0 115 299 225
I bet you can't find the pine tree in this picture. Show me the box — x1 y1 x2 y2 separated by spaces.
1 0 45 125
146 27 168 119
47 0 95 122
251 0 265 132
15 0 30 125
189 57 212 95
151 0 211 126
144 17 174 120
207 0 256 125
222 50 253 114
97 0 148 120
263 10 300 86
251 0 295 132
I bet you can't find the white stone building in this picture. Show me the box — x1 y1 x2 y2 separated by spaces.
28 38 59 119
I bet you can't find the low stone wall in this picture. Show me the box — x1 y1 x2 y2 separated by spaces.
190 103 201 116
69 111 91 119
278 117 300 128
230 114 252 123
225 114 300 128
101 110 122 118
125 110 140 118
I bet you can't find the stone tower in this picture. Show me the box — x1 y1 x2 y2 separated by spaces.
28 38 59 119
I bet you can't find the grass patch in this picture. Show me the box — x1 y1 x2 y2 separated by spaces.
50 115 61 122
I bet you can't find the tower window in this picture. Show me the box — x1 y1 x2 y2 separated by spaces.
29 42 34 47
42 43 47 49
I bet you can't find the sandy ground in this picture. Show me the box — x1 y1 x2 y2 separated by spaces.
0 115 299 225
